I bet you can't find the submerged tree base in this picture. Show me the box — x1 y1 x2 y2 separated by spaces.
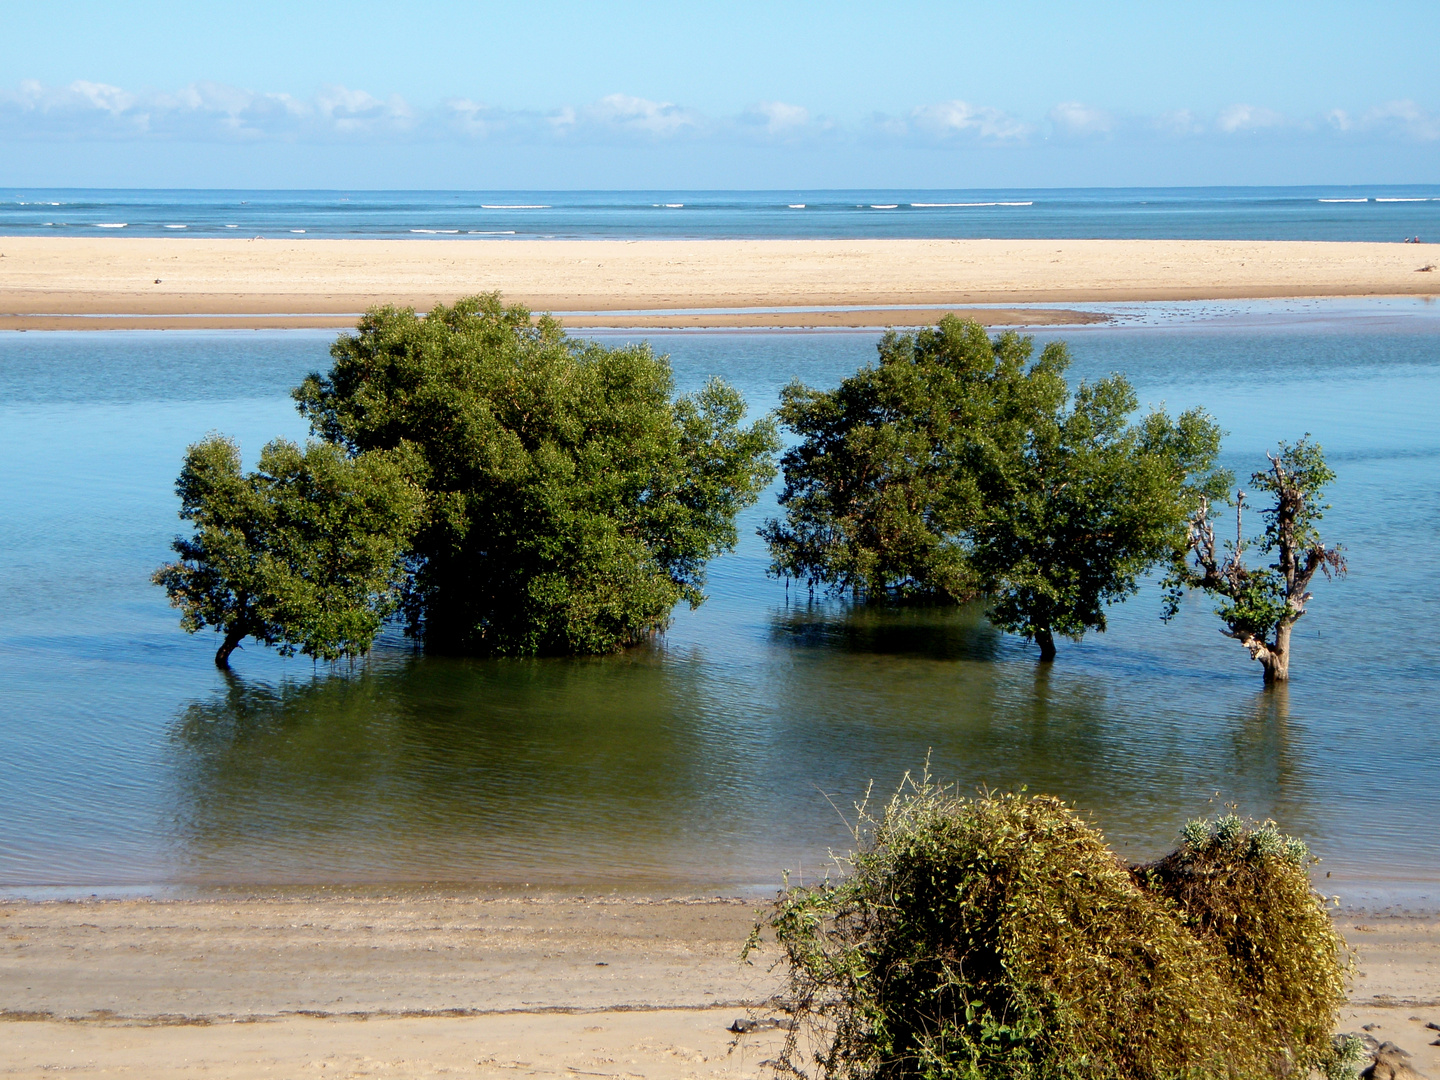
747 779 1352 1080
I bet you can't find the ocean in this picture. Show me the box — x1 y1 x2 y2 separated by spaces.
3 186 1440 242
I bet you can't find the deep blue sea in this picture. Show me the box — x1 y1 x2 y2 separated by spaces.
3 187 1440 241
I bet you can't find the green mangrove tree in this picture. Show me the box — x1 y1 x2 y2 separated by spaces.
763 316 1228 660
156 295 779 664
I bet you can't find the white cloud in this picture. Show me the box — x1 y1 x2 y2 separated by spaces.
1155 109 1205 136
1 79 1435 154
910 100 1030 141
69 81 134 115
547 106 578 133
579 93 700 137
1049 101 1113 136
1217 104 1286 133
1326 100 1439 141
0 79 415 141
1360 99 1440 141
741 100 811 135
445 98 512 137
305 86 414 134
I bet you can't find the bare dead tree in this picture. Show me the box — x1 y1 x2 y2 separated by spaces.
1164 438 1345 685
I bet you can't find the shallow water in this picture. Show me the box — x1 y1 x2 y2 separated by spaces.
1 303 1438 903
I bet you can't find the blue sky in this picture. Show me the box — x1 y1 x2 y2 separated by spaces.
3 0 1437 188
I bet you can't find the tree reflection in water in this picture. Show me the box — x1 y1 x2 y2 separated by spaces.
164 600 1325 889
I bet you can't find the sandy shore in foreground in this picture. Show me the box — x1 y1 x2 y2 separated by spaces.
0 237 1435 330
2 895 1438 1078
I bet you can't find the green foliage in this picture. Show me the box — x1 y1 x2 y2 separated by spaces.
748 780 1350 1080
288 294 778 655
1163 437 1345 683
153 436 424 666
761 319 1055 602
763 317 1228 657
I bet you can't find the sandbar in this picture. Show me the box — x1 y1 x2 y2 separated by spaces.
0 237 1435 330
2 894 1438 1078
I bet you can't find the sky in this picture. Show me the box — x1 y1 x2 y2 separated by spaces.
2 0 1438 188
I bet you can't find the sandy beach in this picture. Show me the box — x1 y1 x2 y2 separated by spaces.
0 237 1435 330
1 894 1437 1078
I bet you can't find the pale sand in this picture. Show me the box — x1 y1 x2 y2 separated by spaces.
2 896 1438 1078
0 237 1436 330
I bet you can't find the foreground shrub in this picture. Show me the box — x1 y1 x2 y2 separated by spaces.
747 781 1350 1080
1138 816 1349 1074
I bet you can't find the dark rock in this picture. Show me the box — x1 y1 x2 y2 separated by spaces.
728 1017 795 1034
1362 1041 1429 1080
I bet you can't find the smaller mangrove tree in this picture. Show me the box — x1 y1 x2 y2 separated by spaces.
1164 437 1345 684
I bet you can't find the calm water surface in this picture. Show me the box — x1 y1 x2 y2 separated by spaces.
2 303 1438 903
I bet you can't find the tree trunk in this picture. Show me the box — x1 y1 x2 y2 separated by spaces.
214 627 245 669
1262 622 1293 685
1035 627 1057 662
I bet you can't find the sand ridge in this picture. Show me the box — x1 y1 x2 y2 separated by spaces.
0 236 1436 330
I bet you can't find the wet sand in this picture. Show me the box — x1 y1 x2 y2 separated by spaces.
1 895 1437 1078
0 236 1436 330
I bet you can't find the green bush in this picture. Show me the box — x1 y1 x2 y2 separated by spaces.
747 781 1350 1080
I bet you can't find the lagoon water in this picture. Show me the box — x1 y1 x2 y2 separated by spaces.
2 301 1439 903
4 187 1440 241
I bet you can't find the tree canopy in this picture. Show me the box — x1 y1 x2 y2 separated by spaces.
156 295 779 664
763 317 1229 659
1164 437 1345 684
153 437 424 667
